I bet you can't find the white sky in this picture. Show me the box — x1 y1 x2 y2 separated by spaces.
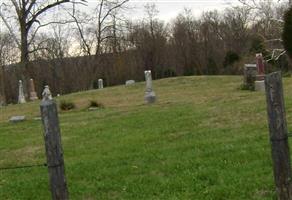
86 0 243 22
129 0 242 21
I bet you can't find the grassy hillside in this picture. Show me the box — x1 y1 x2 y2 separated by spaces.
1 76 291 199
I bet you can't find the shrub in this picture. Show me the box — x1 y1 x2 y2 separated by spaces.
223 51 240 67
60 100 75 111
283 6 292 60
239 83 255 91
206 57 218 75
89 100 104 108
283 71 292 78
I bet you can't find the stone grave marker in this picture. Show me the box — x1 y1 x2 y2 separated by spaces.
125 80 135 86
29 78 38 101
255 53 266 92
98 79 103 89
18 80 26 104
42 85 53 100
144 70 156 104
9 116 26 123
243 64 257 89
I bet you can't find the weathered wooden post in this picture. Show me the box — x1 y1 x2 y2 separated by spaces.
40 86 69 200
265 71 292 199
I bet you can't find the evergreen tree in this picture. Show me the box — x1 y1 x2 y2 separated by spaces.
283 6 292 59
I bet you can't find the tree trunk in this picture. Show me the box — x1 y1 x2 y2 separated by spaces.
20 21 30 97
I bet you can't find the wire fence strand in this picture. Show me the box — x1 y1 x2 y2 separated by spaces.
0 163 47 171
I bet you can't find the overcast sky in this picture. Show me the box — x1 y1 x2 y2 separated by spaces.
130 0 242 20
86 0 243 21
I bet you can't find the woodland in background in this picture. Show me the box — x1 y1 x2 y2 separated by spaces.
0 0 291 103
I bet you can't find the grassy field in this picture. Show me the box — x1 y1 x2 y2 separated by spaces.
1 75 292 199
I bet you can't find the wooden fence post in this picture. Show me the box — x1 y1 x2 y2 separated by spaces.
40 87 69 200
265 71 292 199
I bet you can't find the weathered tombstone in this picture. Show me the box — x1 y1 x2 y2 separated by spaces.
9 116 26 123
40 86 69 200
18 80 26 104
29 78 38 101
42 85 52 100
243 64 257 90
33 117 42 121
125 80 135 86
256 53 265 78
98 79 103 89
144 70 156 103
255 53 266 92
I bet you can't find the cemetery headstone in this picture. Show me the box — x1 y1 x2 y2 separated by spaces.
255 53 266 92
29 78 38 101
243 64 257 90
18 80 26 104
125 80 135 86
256 53 265 79
88 107 99 111
34 117 42 121
9 115 26 123
42 85 53 100
98 79 104 89
144 70 156 104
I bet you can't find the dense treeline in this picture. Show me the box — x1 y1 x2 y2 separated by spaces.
3 51 145 103
0 1 291 104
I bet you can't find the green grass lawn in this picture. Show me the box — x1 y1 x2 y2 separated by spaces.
1 75 291 199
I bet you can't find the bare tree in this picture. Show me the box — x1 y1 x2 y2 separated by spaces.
0 32 18 66
31 23 72 60
69 0 129 56
93 0 129 55
222 6 251 53
66 9 94 56
128 3 168 78
0 32 18 105
238 0 291 60
172 9 201 75
0 0 86 90
105 12 127 54
80 0 129 88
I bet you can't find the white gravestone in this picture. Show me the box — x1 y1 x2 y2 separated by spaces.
125 80 135 86
9 115 26 123
42 85 53 100
144 70 156 104
18 80 26 104
98 79 104 89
